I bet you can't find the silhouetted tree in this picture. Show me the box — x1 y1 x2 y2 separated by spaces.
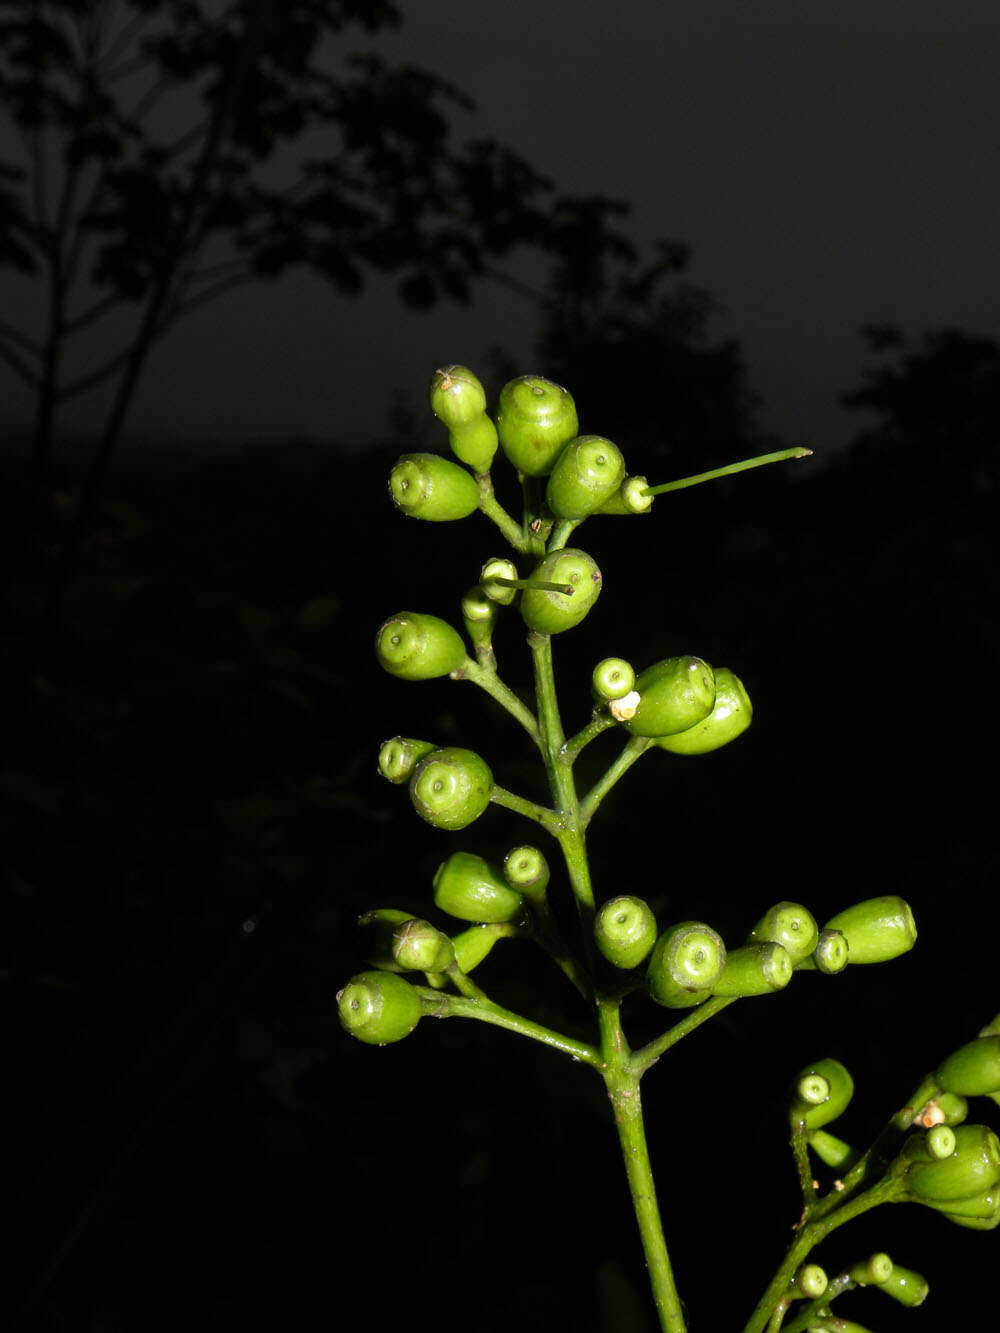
0 0 562 612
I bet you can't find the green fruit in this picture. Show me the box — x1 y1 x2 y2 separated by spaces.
748 902 818 964
936 1035 1000 1096
592 657 636 702
824 895 917 964
905 1123 1000 1202
434 850 524 922
653 667 751 754
519 548 602 635
429 364 488 425
597 475 653 515
376 612 468 680
545 435 626 518
451 923 510 973
797 928 849 974
480 557 519 605
626 657 716 738
792 1058 854 1129
357 907 416 972
876 1264 928 1307
391 918 455 973
595 896 658 970
337 970 422 1045
790 1264 827 1299
496 375 579 476
934 1091 969 1125
647 921 726 1007
377 737 437 784
389 452 480 521
849 1253 893 1286
711 942 792 997
409 748 493 831
503 845 550 900
449 416 499 473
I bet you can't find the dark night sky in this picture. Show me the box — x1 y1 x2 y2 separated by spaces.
2 0 999 452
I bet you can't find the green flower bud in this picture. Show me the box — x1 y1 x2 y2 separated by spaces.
791 1058 854 1130
519 548 602 635
545 435 626 519
429 364 488 426
410 748 493 830
389 452 480 521
449 416 499 473
503 845 550 901
926 1124 957 1159
905 1123 1000 1202
357 907 416 971
461 586 496 656
376 612 468 680
849 1253 893 1286
391 918 455 973
626 657 716 738
646 921 726 1008
653 667 752 755
480 557 519 605
875 1264 928 1307
749 902 819 965
790 1263 827 1299
377 736 437 784
807 1128 859 1170
451 922 512 973
934 1091 969 1125
496 375 579 476
337 970 422 1045
597 475 653 515
592 657 636 702
936 1035 1000 1096
434 850 524 922
712 942 792 998
797 928 849 974
823 895 917 964
595 896 658 970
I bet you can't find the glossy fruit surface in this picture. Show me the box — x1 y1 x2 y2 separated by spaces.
792 1058 854 1129
808 928 849 974
519 549 602 635
546 435 626 518
595 896 658 969
389 452 480 521
653 667 751 754
357 907 415 972
597 475 653 514
711 942 792 997
410 748 493 830
749 902 818 964
936 1035 1000 1096
429 364 487 425
824 895 917 964
647 921 726 1007
496 375 579 475
434 850 524 922
878 1264 928 1307
337 970 421 1045
376 613 467 680
626 657 716 738
503 845 550 897
905 1123 1000 1202
377 736 437 784
391 918 455 973
592 657 636 701
448 415 499 472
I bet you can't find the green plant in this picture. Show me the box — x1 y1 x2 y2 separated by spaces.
339 363 999 1331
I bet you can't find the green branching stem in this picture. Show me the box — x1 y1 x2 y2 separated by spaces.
414 986 600 1065
490 785 562 833
779 1272 854 1333
741 1175 906 1333
579 735 653 826
477 474 531 551
631 996 736 1076
560 710 618 765
458 657 542 749
790 1115 818 1213
548 517 580 551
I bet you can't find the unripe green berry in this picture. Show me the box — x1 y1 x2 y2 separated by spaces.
749 902 818 965
944 1208 1000 1229
337 970 421 1045
807 1127 859 1170
376 612 468 680
429 364 487 425
461 586 496 656
930 1186 1000 1224
592 657 636 702
496 375 579 476
595 896 658 970
546 435 626 518
519 548 602 635
480 557 519 605
791 1058 854 1129
451 922 511 973
646 921 726 1008
626 657 716 738
503 845 550 900
798 928 849 974
377 736 437 784
449 416 499 473
391 918 455 973
409 748 493 830
357 907 416 971
712 942 792 997
597 475 653 515
934 1091 969 1125
849 1253 893 1286
389 452 480 521
823 895 917 964
790 1263 827 1299
936 1035 1000 1096
876 1264 928 1307
653 667 752 755
434 850 524 922
926 1124 957 1159
905 1123 1000 1202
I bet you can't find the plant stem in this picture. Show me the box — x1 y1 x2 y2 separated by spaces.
477 474 531 551
631 996 736 1076
459 658 542 749
490 785 561 832
561 710 618 765
548 517 580 550
413 987 600 1065
579 735 653 826
643 447 812 498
